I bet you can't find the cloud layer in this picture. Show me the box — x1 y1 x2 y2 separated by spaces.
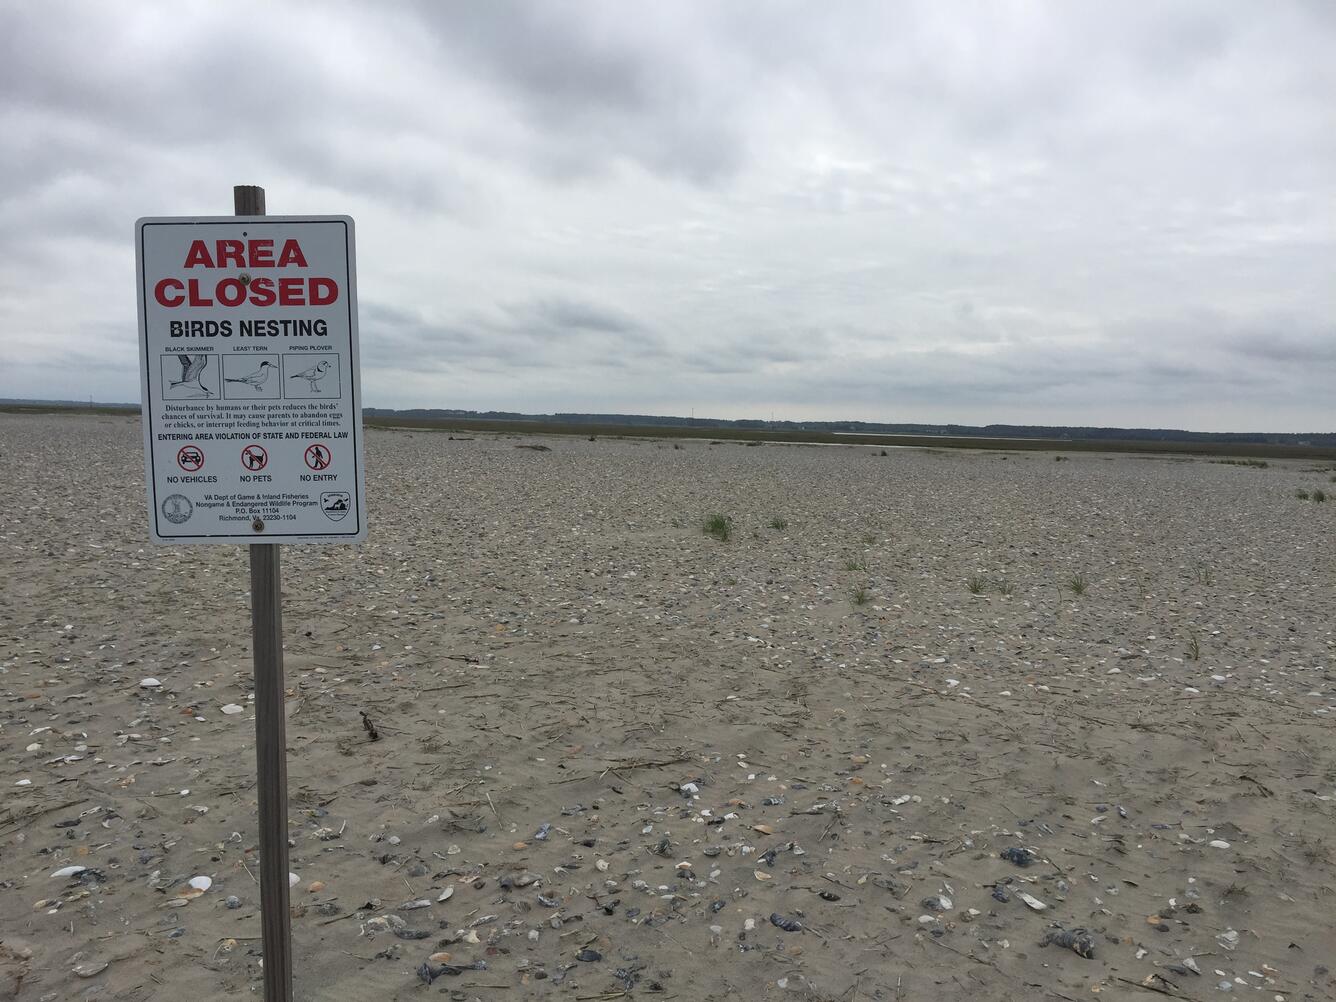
2 1 1333 430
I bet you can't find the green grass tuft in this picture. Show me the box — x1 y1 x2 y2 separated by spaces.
850 585 870 606
769 516 788 530
703 514 733 541
1068 572 1088 596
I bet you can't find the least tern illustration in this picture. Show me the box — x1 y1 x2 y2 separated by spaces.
225 359 275 391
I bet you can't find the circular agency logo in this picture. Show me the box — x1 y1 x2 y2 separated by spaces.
161 494 193 524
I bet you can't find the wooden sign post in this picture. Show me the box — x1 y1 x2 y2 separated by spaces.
235 183 294 1002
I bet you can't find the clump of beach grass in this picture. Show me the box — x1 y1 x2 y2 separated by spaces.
703 514 733 541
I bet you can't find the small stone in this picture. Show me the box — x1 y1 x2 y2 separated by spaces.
437 887 454 902
576 948 602 962
307 881 325 893
220 704 244 715
225 895 241 909
1209 839 1231 849
51 865 87 878
139 678 161 688
73 962 108 978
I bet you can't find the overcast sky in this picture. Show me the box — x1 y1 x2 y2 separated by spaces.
2 2 1333 431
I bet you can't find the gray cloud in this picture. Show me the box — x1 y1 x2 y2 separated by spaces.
1 1 1333 430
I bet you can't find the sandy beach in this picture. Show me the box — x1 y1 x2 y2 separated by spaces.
1 412 1334 1001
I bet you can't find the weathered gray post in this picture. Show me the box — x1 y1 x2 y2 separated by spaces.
234 183 294 1002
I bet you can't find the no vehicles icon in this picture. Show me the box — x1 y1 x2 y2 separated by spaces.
304 443 332 471
176 445 204 471
242 444 268 471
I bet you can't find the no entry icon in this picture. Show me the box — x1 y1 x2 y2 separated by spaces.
177 445 205 471
304 443 332 471
242 444 268 471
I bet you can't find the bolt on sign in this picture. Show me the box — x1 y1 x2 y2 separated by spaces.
136 217 367 543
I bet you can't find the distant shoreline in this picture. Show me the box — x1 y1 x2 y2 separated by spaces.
7 402 1335 460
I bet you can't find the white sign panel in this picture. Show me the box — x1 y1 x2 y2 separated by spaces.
136 216 366 543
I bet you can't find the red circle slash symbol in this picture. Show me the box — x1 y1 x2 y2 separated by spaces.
177 445 205 472
304 443 332 471
241 444 268 471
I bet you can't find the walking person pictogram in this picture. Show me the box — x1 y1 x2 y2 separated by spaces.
242 444 268 471
304 443 331 471
177 445 205 471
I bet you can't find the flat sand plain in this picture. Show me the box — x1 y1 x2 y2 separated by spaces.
1 413 1335 1002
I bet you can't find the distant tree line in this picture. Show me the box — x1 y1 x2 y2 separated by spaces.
360 408 1336 446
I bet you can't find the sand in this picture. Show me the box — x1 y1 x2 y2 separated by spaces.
1 412 1334 1001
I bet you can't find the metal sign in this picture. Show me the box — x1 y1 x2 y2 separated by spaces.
136 215 366 543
